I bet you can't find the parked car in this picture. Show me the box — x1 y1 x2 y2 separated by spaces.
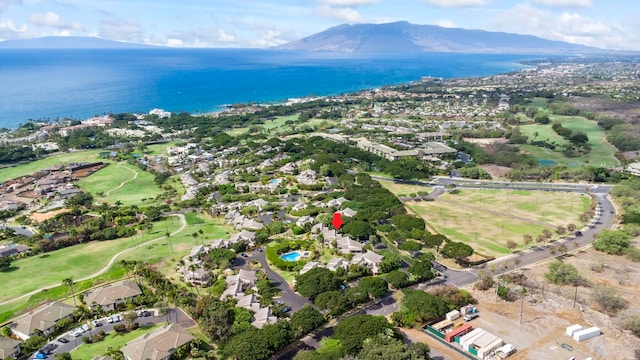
57 337 69 344
33 351 47 359
463 313 479 321
107 314 122 323
282 306 292 313
41 344 57 354
240 253 248 258
91 319 102 327
136 310 150 317
574 231 583 236
81 324 90 332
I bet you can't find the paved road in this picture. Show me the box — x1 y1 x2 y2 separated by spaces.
44 307 194 358
235 250 312 313
274 177 618 359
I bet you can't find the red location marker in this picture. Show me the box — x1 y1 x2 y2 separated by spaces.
332 212 343 229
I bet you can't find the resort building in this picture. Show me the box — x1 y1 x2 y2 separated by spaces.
120 324 194 360
10 302 75 340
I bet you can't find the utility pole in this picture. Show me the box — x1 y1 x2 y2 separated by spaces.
573 286 578 308
519 295 524 323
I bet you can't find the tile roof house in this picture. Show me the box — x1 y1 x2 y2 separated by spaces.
0 337 21 360
339 208 358 218
299 261 320 275
351 251 385 274
220 269 258 300
251 307 277 329
120 324 194 360
296 169 317 185
84 281 143 312
10 302 76 340
228 230 257 247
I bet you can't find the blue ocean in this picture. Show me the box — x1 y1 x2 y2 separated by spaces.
0 49 539 128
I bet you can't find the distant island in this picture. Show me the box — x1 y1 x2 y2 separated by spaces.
277 21 609 54
0 21 624 55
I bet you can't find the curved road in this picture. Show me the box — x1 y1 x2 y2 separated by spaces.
371 176 617 287
0 214 187 307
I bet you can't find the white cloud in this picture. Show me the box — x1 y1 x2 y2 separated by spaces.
319 0 379 5
489 3 634 49
432 19 457 28
0 0 21 12
254 29 289 47
166 26 239 47
423 0 488 8
28 12 84 31
98 19 144 42
166 38 182 47
530 0 592 9
316 5 364 22
0 18 30 40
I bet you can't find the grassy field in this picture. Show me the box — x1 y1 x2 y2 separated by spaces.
71 324 162 359
520 115 619 167
406 189 590 258
378 181 432 197
120 214 231 277
0 263 127 324
227 116 336 136
528 97 549 110
77 162 164 205
0 150 105 183
0 218 182 304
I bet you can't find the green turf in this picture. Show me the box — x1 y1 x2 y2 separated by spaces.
0 263 127 324
0 150 105 183
528 97 549 110
77 162 164 205
120 215 231 276
404 188 589 258
519 115 619 167
71 324 162 359
227 116 337 136
0 218 182 304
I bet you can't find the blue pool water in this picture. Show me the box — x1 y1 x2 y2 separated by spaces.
270 179 281 184
538 159 558 166
280 251 302 262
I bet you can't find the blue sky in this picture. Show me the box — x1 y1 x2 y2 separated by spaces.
0 0 638 49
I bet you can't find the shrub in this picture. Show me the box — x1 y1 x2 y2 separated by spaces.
591 285 627 314
113 324 128 333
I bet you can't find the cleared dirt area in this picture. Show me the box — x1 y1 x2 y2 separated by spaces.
30 208 69 223
479 165 512 179
463 138 509 145
465 243 640 360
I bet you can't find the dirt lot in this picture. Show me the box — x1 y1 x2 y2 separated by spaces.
30 208 69 223
465 243 640 360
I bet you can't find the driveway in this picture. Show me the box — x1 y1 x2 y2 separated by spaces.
46 307 193 357
234 250 312 313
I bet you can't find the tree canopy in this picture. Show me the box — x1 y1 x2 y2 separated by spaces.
593 229 631 255
333 315 395 355
296 268 341 300
545 261 581 285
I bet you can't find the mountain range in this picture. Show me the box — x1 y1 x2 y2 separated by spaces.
277 21 606 54
0 36 156 49
0 22 612 54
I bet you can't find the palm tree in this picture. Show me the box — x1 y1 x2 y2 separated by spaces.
63 277 77 306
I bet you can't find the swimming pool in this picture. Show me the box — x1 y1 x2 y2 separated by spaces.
280 251 302 262
270 178 282 184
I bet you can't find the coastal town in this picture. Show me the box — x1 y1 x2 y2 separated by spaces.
0 56 639 360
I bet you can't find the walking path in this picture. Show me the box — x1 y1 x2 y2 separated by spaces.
0 214 186 306
104 163 138 196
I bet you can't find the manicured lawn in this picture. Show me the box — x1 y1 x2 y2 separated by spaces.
406 189 590 258
0 218 182 304
519 115 619 167
528 97 549 110
378 181 431 197
77 162 164 205
227 116 337 136
71 324 162 359
120 215 231 276
0 263 127 323
0 150 105 183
